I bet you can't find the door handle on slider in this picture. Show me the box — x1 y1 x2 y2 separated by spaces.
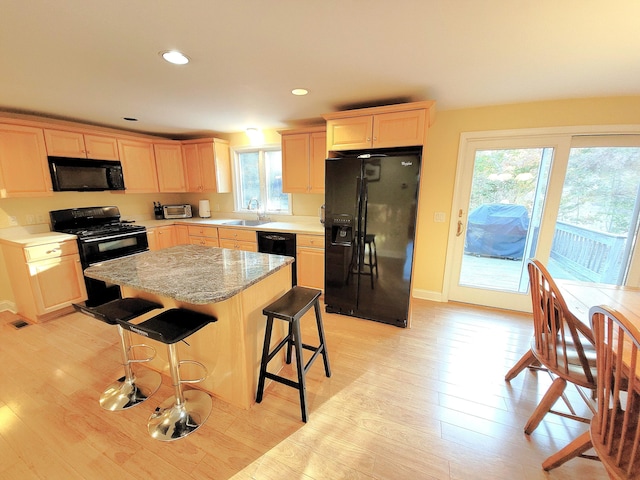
456 221 464 237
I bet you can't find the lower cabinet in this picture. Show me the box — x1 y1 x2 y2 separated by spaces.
218 227 257 251
188 225 219 247
175 224 190 245
296 234 324 291
1 239 87 322
148 225 177 251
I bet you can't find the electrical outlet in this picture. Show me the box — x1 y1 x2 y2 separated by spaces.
434 212 446 223
26 215 36 225
8 216 18 226
36 214 46 224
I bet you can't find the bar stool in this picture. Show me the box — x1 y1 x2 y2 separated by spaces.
116 308 217 441
256 286 331 422
74 298 163 411
363 234 378 280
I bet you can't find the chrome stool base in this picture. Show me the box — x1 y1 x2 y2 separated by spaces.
148 389 212 441
99 369 162 411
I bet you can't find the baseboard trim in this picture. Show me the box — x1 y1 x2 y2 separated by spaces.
0 300 17 313
412 289 444 302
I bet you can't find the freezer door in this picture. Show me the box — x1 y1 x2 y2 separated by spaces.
324 157 362 313
354 154 421 327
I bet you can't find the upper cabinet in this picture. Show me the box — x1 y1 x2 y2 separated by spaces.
280 127 326 194
154 141 186 192
117 138 159 193
323 101 436 151
0 124 53 198
44 128 119 160
181 138 231 193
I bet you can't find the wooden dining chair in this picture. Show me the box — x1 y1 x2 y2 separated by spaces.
543 305 640 475
516 259 598 435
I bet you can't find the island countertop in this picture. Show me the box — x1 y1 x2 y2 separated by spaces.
84 244 293 304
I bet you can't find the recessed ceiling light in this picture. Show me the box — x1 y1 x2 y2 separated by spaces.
161 50 190 65
291 88 309 96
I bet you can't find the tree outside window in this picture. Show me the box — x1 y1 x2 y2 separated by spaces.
235 147 290 214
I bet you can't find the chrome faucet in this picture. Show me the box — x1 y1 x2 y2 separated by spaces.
247 198 266 220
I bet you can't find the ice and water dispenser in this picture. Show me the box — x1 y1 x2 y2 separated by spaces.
330 214 354 246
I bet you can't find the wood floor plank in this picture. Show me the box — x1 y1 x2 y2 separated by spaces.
0 300 610 479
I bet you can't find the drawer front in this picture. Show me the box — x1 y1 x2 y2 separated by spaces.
25 241 79 262
187 225 218 238
297 234 324 248
189 236 219 247
218 227 256 242
219 239 258 251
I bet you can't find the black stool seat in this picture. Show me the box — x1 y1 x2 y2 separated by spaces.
117 308 216 344
73 298 163 411
75 297 162 325
256 286 331 422
117 308 217 441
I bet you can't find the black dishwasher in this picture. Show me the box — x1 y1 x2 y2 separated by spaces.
257 231 296 286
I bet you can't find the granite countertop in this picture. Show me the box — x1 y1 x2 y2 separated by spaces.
138 217 324 235
84 244 293 304
0 227 77 247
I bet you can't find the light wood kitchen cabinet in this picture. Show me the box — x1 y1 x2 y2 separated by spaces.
280 127 326 194
218 227 257 251
44 129 119 160
175 224 190 245
117 138 159 193
296 234 324 291
147 225 177 251
154 142 186 192
182 138 231 193
188 225 219 247
0 124 53 198
323 101 435 151
1 239 87 323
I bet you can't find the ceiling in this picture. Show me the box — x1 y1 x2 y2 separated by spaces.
2 0 639 138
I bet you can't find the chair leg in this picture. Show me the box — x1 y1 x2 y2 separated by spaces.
542 431 593 471
291 319 309 422
314 300 331 377
256 316 275 403
525 377 567 434
505 349 536 381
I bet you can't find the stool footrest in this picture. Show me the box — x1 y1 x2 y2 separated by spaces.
178 359 208 384
127 343 156 364
263 371 301 390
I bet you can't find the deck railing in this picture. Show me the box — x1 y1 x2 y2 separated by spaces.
550 221 627 283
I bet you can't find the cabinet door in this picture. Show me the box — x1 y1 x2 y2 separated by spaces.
0 124 53 198
309 131 326 193
372 109 426 148
147 229 159 251
182 144 202 192
29 255 87 314
326 116 373 151
213 140 231 193
175 225 190 245
155 143 186 192
282 133 310 193
157 226 176 249
43 129 86 157
198 143 218 192
117 139 159 193
297 246 325 290
84 134 119 160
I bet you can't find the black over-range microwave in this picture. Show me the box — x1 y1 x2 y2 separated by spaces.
48 156 125 192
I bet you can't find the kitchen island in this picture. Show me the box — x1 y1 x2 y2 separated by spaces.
84 244 293 409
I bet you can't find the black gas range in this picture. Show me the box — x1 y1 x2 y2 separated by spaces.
50 206 149 306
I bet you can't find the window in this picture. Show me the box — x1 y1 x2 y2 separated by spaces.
234 146 291 214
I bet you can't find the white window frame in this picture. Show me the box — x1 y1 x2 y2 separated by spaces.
232 144 292 215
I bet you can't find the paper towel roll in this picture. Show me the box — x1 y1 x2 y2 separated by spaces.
199 199 211 218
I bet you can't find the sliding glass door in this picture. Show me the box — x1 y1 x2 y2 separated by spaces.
448 131 640 311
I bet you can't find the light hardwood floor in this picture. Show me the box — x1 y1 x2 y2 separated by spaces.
0 299 608 479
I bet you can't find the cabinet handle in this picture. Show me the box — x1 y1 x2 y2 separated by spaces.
46 248 60 254
367 137 371 142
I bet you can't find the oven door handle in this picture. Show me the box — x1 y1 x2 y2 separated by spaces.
81 231 146 243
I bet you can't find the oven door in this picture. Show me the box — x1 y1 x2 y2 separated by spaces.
79 230 149 265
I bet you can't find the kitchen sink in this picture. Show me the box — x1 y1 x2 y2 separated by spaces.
222 219 270 226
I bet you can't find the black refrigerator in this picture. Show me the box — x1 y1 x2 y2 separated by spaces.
324 148 421 328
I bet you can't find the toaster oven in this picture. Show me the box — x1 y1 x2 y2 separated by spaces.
163 204 192 219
